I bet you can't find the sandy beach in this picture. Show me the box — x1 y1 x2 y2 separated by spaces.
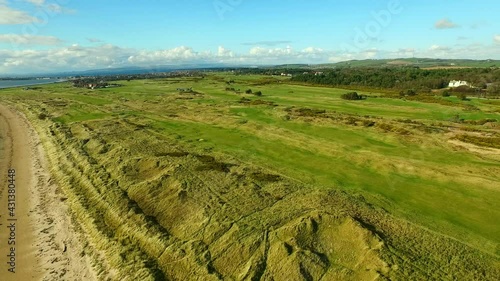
0 103 95 281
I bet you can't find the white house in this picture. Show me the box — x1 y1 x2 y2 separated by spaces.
448 80 469 88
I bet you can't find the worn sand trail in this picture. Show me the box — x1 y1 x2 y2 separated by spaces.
0 103 43 280
0 103 96 281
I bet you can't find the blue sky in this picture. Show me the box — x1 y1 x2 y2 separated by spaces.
0 0 499 74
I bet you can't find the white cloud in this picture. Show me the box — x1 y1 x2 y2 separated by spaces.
328 52 358 63
217 46 234 58
494 35 500 44
297 47 324 60
435 18 459 29
328 49 380 62
301 47 323 54
0 34 62 45
0 4 39 24
249 46 293 57
127 46 203 64
361 48 378 59
429 45 451 51
0 44 132 73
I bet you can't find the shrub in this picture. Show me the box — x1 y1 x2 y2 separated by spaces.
245 89 252 94
341 92 364 100
345 117 358 125
38 112 48 120
457 93 468 100
442 91 451 97
254 91 263 96
363 120 376 127
400 89 417 96
452 85 475 93
239 97 251 103
295 108 326 117
406 89 417 96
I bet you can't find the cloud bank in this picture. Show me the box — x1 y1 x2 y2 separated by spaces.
0 4 39 24
1 42 499 75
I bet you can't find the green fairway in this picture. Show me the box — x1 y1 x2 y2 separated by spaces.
1 73 499 279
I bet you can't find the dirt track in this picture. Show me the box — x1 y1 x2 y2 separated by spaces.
0 103 95 281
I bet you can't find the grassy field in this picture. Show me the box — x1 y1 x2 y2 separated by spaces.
1 73 499 280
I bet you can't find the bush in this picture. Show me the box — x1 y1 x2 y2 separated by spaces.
345 117 358 125
400 89 417 96
254 91 263 96
363 120 376 127
295 108 326 117
38 112 48 120
401 89 417 96
442 91 451 97
457 93 468 100
452 85 475 93
245 89 252 94
341 92 364 100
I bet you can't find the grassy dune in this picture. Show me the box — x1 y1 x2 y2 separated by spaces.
1 74 499 280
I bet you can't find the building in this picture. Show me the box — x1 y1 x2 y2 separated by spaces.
448 80 469 88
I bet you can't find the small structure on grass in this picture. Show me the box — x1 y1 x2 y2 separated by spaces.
448 80 470 88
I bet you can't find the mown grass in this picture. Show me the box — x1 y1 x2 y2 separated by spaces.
1 74 499 279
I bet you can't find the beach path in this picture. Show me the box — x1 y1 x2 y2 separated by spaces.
0 102 96 281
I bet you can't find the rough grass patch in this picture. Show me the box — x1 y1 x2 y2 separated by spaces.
455 135 500 149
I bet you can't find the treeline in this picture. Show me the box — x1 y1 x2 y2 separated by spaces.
290 67 500 94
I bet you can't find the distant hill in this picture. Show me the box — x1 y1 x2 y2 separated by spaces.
52 63 237 77
317 58 500 68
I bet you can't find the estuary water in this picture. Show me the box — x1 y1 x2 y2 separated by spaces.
0 79 65 89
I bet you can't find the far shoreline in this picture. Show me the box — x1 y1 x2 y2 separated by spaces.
0 79 68 90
